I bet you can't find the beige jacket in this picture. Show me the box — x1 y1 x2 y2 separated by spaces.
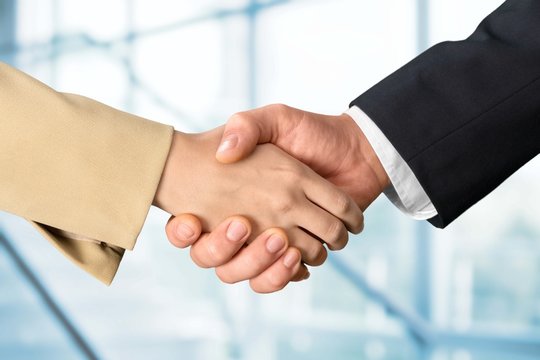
0 63 174 285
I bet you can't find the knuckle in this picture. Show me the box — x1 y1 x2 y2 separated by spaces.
334 192 352 216
332 232 349 251
190 247 209 269
325 220 347 249
306 244 328 266
291 266 308 282
267 272 288 291
275 161 304 181
215 267 237 285
283 170 304 188
293 165 309 179
228 112 251 128
249 280 271 294
249 282 264 294
348 211 365 234
272 197 296 214
269 103 290 114
241 252 265 274
324 219 346 244
302 243 328 266
353 213 365 234
205 241 227 266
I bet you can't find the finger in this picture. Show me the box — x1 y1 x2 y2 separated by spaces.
216 113 263 163
288 227 328 266
165 214 203 248
190 216 251 268
290 263 310 282
295 202 349 251
215 228 288 284
249 248 302 293
302 173 364 234
216 104 295 164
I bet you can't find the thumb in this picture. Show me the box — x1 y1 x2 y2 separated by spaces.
165 214 203 248
216 105 281 163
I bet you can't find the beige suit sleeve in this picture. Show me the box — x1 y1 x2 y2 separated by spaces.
0 62 174 285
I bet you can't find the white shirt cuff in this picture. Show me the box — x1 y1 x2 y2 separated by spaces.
345 106 438 220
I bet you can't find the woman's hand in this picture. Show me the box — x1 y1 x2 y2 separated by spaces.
153 127 364 291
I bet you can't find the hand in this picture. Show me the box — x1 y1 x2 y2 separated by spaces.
165 214 311 293
165 104 387 292
154 126 364 291
216 104 390 210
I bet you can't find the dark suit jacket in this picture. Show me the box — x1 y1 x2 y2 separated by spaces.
351 0 540 228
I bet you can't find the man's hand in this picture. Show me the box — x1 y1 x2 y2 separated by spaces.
166 214 310 293
216 104 390 210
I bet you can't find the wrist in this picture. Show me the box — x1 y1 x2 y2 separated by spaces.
153 130 189 212
339 113 391 208
355 122 391 191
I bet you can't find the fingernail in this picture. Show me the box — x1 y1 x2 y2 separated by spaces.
217 135 238 154
266 234 285 253
283 250 300 269
226 221 247 242
177 223 194 240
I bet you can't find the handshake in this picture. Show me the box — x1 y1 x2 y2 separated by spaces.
3 3 537 292
153 104 390 293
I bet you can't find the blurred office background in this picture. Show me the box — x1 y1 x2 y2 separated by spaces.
0 0 539 359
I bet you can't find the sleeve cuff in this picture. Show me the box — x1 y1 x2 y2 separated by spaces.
29 220 124 285
345 106 437 220
0 63 175 284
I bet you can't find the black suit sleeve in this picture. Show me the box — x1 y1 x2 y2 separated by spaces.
350 0 540 228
